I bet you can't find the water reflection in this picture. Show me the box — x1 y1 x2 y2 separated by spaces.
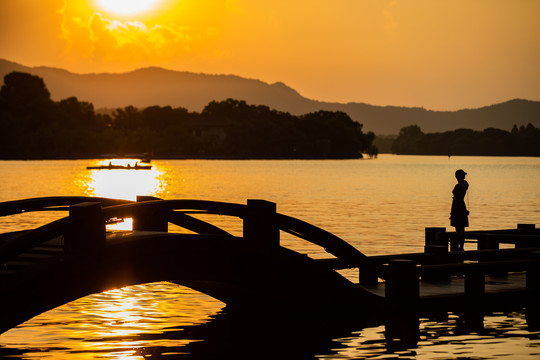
1 157 539 359
83 159 168 201
6 308 539 359
1 282 224 359
318 312 540 359
82 159 169 230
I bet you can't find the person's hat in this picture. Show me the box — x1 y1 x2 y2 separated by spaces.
455 169 467 176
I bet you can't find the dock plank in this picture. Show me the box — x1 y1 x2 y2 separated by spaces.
362 273 527 298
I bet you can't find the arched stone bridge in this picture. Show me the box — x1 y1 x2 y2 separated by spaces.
0 196 380 334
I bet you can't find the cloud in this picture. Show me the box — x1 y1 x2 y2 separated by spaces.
383 1 399 35
58 1 205 69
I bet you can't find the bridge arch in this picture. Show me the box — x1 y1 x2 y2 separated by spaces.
0 197 377 334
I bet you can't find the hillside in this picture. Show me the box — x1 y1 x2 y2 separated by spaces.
2 59 539 134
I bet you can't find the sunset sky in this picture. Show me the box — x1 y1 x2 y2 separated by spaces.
1 0 539 110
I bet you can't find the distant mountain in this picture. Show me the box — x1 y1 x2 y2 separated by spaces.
2 58 539 134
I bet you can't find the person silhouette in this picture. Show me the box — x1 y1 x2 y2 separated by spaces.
450 169 469 250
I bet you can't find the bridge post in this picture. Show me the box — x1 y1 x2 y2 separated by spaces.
359 259 379 286
65 202 105 256
133 196 168 232
244 199 279 247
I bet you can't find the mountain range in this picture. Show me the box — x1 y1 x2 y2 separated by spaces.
1 58 539 135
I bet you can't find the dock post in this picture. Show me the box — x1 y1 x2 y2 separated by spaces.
526 251 540 330
385 259 419 349
479 235 507 277
526 252 540 290
463 269 485 329
465 271 485 295
244 200 279 248
65 202 105 256
386 260 419 309
514 225 540 248
478 234 499 251
518 224 536 235
133 196 168 232
424 227 448 253
423 227 449 281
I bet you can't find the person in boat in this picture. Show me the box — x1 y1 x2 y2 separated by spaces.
450 169 469 250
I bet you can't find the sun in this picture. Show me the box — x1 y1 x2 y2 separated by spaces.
96 0 158 15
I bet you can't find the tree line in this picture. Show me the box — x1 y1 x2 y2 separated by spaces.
391 124 540 156
0 72 376 159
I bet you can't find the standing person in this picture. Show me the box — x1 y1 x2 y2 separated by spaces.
450 169 469 250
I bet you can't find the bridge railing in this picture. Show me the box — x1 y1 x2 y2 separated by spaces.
355 225 540 286
424 225 540 253
0 196 133 217
1 196 368 280
0 199 128 265
2 197 538 296
101 197 368 266
0 197 134 265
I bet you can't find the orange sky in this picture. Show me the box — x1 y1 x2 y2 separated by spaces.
1 0 539 110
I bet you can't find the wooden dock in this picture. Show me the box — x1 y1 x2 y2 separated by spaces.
0 196 539 347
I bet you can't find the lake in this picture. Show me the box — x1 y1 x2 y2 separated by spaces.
1 155 539 359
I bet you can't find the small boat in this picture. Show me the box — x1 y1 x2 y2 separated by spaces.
98 152 153 163
87 163 152 170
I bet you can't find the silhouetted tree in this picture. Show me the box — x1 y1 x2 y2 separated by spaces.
0 72 58 157
0 73 375 159
391 125 424 154
57 97 96 130
392 124 540 156
0 72 52 111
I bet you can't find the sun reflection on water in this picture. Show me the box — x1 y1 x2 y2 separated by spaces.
1 282 224 359
84 159 168 201
80 159 170 230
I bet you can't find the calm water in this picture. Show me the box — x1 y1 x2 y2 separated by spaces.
1 155 539 359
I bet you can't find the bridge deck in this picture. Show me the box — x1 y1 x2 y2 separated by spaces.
364 273 526 298
0 230 530 301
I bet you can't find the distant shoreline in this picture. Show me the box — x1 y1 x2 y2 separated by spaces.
2 153 540 161
2 59 540 134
